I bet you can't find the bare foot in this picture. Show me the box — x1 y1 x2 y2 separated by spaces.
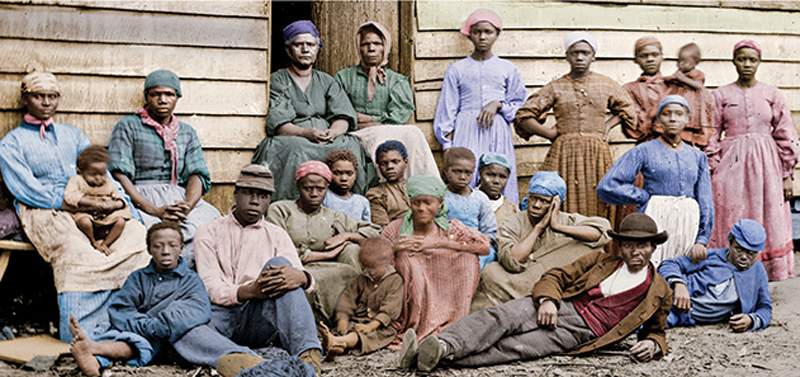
92 240 111 256
69 316 101 377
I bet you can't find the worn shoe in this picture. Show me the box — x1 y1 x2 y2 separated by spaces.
299 348 322 376
417 335 445 372
216 353 263 377
397 328 418 369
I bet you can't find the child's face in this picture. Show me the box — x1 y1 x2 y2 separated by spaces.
634 45 663 76
330 160 356 193
478 164 510 199
361 254 388 281
677 50 699 73
148 228 183 272
377 150 407 183
444 158 475 193
468 22 499 53
81 161 108 187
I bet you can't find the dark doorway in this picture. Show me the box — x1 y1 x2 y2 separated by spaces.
270 1 313 73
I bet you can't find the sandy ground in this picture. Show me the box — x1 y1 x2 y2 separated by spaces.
1 255 798 377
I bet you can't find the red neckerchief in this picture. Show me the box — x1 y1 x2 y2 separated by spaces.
23 113 53 140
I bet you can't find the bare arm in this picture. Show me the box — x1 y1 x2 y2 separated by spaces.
673 71 704 91
328 118 350 138
113 172 157 215
548 196 602 242
510 225 545 263
274 122 313 138
516 117 558 141
181 174 203 210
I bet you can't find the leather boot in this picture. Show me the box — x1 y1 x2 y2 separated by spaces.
216 353 263 377
299 348 322 375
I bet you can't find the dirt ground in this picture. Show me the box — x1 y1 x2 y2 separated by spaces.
1 255 798 377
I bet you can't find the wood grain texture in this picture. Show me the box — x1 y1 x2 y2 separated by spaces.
0 0 269 17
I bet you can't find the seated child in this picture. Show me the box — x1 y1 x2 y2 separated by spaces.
366 140 412 226
658 219 772 332
664 42 715 148
477 153 518 227
442 147 497 269
64 145 131 254
323 149 371 222
320 238 403 357
69 222 251 376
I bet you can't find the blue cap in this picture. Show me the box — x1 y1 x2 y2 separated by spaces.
730 219 766 252
527 171 566 202
478 152 512 173
656 94 691 116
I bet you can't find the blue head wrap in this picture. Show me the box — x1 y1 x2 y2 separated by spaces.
527 171 566 203
478 153 511 173
144 69 181 97
283 20 323 48
657 94 691 116
375 140 408 160
730 219 766 252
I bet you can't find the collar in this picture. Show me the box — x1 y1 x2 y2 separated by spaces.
363 265 397 282
225 212 268 230
637 72 663 83
142 257 189 277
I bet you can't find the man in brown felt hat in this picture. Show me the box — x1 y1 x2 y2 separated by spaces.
399 212 672 372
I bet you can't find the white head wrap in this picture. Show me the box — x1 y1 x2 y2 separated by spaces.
563 31 598 53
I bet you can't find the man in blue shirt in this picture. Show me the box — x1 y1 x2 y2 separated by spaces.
658 219 772 332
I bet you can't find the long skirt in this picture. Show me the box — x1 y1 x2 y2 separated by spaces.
305 243 360 323
709 133 794 281
542 133 613 219
252 134 377 201
136 182 221 266
352 125 440 179
644 195 700 267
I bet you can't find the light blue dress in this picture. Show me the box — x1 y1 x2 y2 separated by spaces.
445 189 497 269
323 190 371 222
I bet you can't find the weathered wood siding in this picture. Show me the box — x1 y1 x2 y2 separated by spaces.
411 0 800 197
0 0 270 211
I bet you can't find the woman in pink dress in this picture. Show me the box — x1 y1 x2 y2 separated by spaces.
707 40 799 281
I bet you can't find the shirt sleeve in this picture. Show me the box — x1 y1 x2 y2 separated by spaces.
325 79 358 132
273 226 315 292
193 224 242 306
266 77 299 136
607 80 638 134
433 65 461 149
0 135 64 209
335 276 360 319
179 125 212 193
107 118 137 182
152 275 212 343
513 82 555 125
497 214 527 272
694 153 714 245
374 274 404 326
498 65 528 124
366 187 390 226
596 146 650 207
359 195 372 223
108 273 171 341
572 215 613 249
384 75 415 125
62 176 85 208
705 89 725 172
769 88 799 178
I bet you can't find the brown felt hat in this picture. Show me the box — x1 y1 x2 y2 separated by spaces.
235 164 274 193
607 213 668 245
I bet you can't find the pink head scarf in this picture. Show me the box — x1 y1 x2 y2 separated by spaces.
733 39 762 58
294 161 332 183
356 21 392 102
460 9 502 36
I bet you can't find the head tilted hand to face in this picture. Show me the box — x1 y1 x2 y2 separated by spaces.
147 221 184 272
375 140 408 183
77 145 110 188
143 69 181 121
461 9 502 53
657 95 691 139
283 20 322 69
233 164 274 226
526 171 566 220
727 218 766 270
608 213 667 273
564 32 597 75
402 175 449 235
732 40 761 82
633 36 663 76
325 149 358 195
677 43 701 73
442 147 477 194
357 22 390 68
359 237 394 280
295 160 332 211
21 71 61 120
478 153 512 200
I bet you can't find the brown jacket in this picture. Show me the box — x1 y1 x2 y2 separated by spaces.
532 251 671 356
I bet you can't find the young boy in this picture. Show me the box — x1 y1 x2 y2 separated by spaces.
64 145 131 254
366 140 411 226
477 153 518 227
69 222 249 376
320 238 403 357
323 149 371 222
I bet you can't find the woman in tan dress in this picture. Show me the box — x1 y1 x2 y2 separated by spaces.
515 32 636 218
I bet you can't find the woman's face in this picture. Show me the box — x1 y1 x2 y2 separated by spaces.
634 45 663 76
468 22 499 53
658 103 689 138
410 195 442 225
297 174 328 209
566 41 594 74
359 31 385 67
733 48 760 81
286 33 319 68
23 92 59 120
145 86 178 121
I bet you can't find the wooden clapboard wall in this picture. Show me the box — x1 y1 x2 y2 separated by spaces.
0 0 270 211
410 0 800 198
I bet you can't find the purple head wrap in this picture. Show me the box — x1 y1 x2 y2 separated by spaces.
283 20 323 48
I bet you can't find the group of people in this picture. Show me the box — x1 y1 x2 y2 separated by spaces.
0 7 792 377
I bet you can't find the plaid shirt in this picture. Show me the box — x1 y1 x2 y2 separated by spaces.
109 114 211 193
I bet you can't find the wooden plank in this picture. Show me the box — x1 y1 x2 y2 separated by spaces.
206 149 254 184
0 0 269 18
414 30 800 62
414 59 800 88
398 0 416 78
204 183 235 213
0 38 268 81
416 1 800 34
0 112 266 149
0 74 268 116
0 4 269 48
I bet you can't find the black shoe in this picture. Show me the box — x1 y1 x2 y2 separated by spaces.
417 335 445 372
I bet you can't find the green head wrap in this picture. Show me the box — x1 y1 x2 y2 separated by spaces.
401 176 450 235
144 69 182 97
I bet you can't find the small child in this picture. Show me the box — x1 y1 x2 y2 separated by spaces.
477 153 518 227
64 145 131 254
366 140 411 226
323 149 371 222
665 42 716 148
442 147 497 269
321 238 403 357
69 223 211 376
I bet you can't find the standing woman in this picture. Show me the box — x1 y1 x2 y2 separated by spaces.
597 95 713 267
515 32 636 219
707 40 799 280
433 9 527 205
